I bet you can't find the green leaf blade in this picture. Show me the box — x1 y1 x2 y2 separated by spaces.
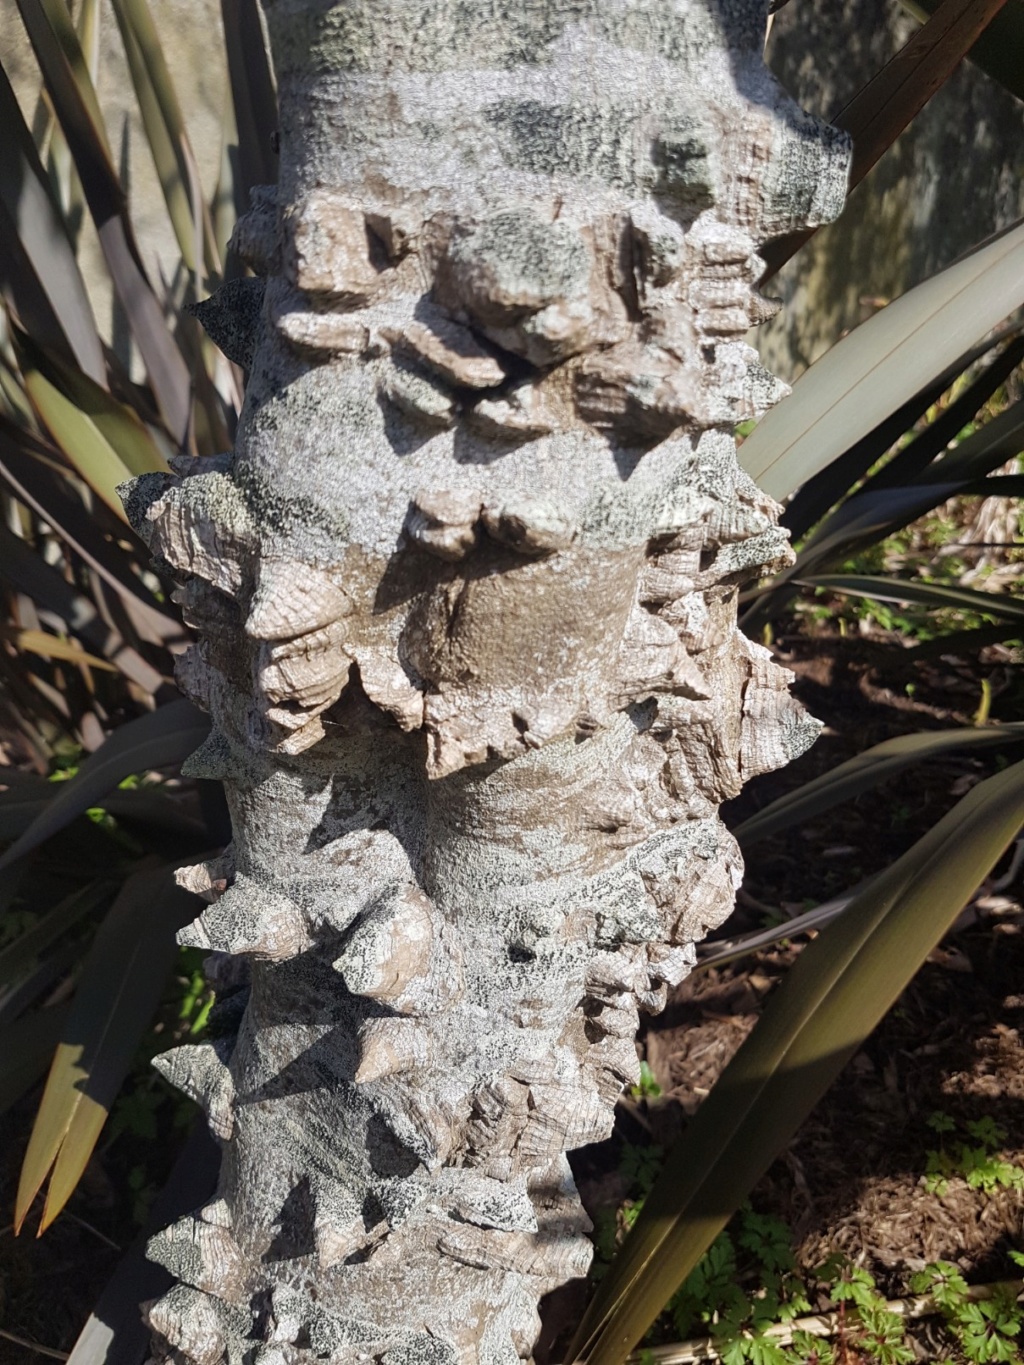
14 864 200 1233
735 725 1024 848
0 700 210 873
795 574 1024 622
740 220 1024 502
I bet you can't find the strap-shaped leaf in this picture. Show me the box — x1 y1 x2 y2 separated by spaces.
779 377 950 544
0 655 73 756
0 802 47 842
800 478 1024 569
102 789 210 842
0 421 182 640
0 60 105 383
221 0 278 204
19 353 139 521
898 0 1024 102
0 882 113 987
0 699 210 873
735 723 1024 848
743 475 1024 634
0 769 51 789
0 625 117 673
922 397 1024 483
911 622 1024 656
65 1122 220 1365
0 783 206 851
108 0 221 279
0 782 50 842
834 0 1010 185
781 482 964 574
13 327 168 479
0 941 81 1031
796 573 1024 621
570 757 1024 1364
0 1005 71 1117
0 523 166 694
781 324 1023 540
13 0 191 443
740 219 1024 500
14 864 199 1232
697 888 865 971
861 336 1024 492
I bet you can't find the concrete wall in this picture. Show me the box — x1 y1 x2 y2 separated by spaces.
759 0 1024 382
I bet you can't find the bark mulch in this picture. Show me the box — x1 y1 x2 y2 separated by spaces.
640 930 1024 1288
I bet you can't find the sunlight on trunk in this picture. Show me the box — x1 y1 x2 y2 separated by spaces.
121 3 850 1360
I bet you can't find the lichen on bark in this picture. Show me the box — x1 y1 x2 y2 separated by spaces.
121 3 850 1362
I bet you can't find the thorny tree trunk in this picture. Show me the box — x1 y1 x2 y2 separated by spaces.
122 4 849 1363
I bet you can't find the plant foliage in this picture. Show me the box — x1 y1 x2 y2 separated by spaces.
0 0 270 1232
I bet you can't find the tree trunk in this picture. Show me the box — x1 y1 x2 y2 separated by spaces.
122 4 849 1362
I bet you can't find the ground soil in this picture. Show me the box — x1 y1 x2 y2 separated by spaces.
2 630 1023 1364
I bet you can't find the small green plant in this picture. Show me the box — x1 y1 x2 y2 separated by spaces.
926 1110 957 1136
911 1257 1024 1363
666 1234 920 1363
786 1331 835 1364
620 1139 664 1199
619 1140 664 1234
667 1207 812 1361
630 1060 664 1101
591 1135 1023 1363
126 1163 158 1227
591 1138 665 1265
822 1260 915 1365
955 1293 1023 1364
923 1112 1024 1197
178 958 216 1037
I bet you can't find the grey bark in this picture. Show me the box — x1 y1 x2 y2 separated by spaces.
121 4 849 1363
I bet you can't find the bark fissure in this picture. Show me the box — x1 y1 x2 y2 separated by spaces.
122 4 850 1362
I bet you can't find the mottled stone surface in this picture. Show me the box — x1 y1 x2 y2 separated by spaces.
759 0 1024 380
123 3 850 1362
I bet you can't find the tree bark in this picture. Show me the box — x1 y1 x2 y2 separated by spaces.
122 4 849 1362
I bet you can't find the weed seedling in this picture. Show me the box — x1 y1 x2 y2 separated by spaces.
590 1132 1024 1363
630 1060 663 1101
820 1260 914 1365
922 1112 1024 1197
911 1255 1024 1364
668 1208 812 1362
